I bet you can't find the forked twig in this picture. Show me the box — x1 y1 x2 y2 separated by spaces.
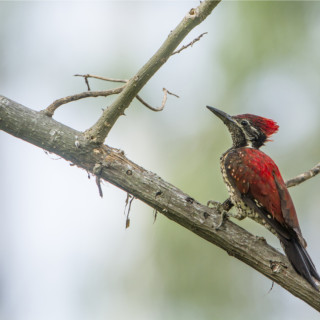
76 74 179 112
43 74 178 117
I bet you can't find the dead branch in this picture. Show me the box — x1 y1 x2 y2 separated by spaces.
2 95 320 311
286 162 320 188
84 76 91 90
136 88 179 112
43 87 124 117
75 74 179 112
93 163 104 197
74 74 127 84
124 193 135 229
84 1 221 144
171 32 208 56
1 0 320 313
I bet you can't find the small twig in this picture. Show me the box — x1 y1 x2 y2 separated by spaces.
43 74 177 118
84 77 91 91
75 74 178 112
93 163 104 198
43 87 124 117
75 74 127 84
285 162 320 188
153 209 158 223
43 150 62 160
171 32 208 56
136 88 179 112
124 193 135 228
96 176 103 198
165 90 179 99
268 281 275 294
124 193 130 212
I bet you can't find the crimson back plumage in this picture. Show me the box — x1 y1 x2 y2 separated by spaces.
223 148 320 288
207 106 320 290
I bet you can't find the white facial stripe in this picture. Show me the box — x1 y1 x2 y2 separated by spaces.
235 120 260 147
246 140 254 148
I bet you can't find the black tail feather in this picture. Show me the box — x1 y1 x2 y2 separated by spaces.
280 236 320 290
244 198 319 289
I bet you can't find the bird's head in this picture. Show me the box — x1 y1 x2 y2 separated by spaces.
207 106 279 149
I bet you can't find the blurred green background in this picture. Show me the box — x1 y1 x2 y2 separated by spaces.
1 1 320 320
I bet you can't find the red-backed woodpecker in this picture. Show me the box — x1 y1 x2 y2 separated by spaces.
207 106 320 290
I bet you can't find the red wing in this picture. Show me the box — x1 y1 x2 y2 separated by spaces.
223 148 316 285
224 148 300 230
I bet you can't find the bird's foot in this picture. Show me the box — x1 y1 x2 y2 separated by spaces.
207 200 219 208
207 198 247 229
207 200 230 230
214 208 229 230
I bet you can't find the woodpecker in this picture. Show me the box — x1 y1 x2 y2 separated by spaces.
207 106 320 290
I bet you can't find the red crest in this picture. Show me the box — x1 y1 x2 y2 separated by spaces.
235 114 279 138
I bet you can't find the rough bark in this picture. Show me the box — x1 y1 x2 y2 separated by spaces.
1 95 320 311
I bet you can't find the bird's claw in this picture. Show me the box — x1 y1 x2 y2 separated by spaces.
214 207 229 230
207 200 219 208
207 200 229 230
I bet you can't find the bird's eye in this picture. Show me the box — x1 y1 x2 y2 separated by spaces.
241 120 249 126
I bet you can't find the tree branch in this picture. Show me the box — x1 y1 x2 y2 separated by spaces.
135 88 179 112
84 1 221 144
285 162 320 188
74 74 127 85
43 87 124 117
75 74 179 112
171 32 208 56
1 95 320 311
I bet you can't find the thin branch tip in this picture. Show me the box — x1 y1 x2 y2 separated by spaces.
75 73 127 84
136 87 179 112
285 162 320 188
171 32 208 56
164 88 180 98
124 193 135 228
43 87 124 117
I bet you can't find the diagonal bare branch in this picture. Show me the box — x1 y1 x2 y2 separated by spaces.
85 1 221 144
2 95 320 311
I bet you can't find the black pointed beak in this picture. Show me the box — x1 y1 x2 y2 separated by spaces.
206 106 236 126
